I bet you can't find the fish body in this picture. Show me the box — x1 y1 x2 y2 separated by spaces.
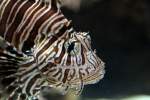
0 0 105 99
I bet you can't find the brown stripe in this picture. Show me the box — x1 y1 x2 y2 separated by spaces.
79 68 85 78
62 69 70 83
54 43 66 64
26 74 41 96
23 5 57 50
51 0 58 10
68 69 76 81
85 67 91 75
48 68 57 73
12 1 42 49
7 0 22 25
36 16 70 58
66 54 71 66
38 11 61 35
81 45 85 65
0 0 17 37
40 62 55 74
52 19 66 33
87 54 96 70
52 68 62 81
19 2 46 41
19 60 36 78
36 28 66 58
5 0 28 42
36 37 55 58
47 15 65 33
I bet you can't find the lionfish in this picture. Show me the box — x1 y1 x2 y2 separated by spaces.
0 0 105 99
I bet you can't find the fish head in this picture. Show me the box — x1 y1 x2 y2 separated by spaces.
44 31 105 92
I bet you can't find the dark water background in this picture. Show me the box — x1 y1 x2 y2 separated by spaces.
62 0 150 99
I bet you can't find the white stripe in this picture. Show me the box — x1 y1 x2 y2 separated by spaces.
4 0 28 39
30 78 40 95
0 0 11 20
44 12 64 33
76 53 82 65
37 60 48 74
67 27 74 33
51 18 68 33
22 71 39 94
16 0 40 33
34 81 49 98
18 57 35 72
19 6 47 43
20 64 37 82
18 4 49 50
34 37 51 56
37 40 58 60
54 39 64 58
9 87 19 99
16 93 21 100
6 0 21 25
52 68 62 80
60 52 68 65
39 8 60 35
35 30 67 62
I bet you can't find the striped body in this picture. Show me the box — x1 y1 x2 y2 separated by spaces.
0 0 67 52
0 0 105 100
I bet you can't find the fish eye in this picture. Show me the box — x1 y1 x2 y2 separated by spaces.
67 42 75 54
65 41 80 56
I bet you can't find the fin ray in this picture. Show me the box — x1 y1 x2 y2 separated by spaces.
0 36 29 99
